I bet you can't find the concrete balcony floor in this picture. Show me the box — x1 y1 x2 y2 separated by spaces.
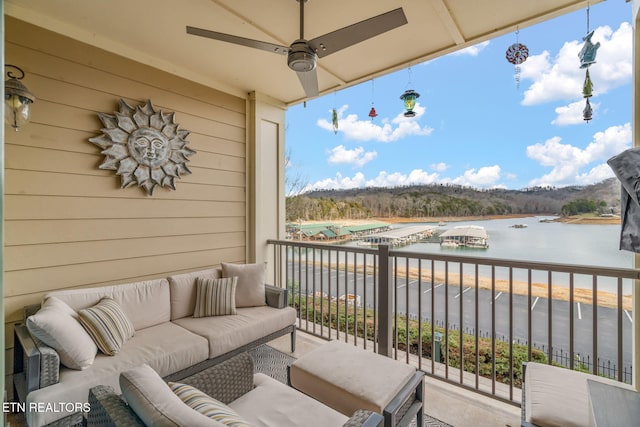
269 331 522 427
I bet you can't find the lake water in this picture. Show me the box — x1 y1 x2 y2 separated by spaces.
392 216 633 269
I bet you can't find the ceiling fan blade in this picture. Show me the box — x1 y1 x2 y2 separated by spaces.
296 68 319 98
309 8 407 59
186 26 289 55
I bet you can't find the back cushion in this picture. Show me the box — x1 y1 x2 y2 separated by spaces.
167 268 221 320
45 279 171 331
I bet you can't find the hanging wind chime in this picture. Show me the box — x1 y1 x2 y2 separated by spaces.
505 29 529 88
399 67 420 117
331 91 339 134
368 79 378 120
578 5 600 122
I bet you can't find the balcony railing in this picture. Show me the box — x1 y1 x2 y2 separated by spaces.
268 238 640 405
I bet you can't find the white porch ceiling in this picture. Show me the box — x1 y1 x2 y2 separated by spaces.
5 0 601 106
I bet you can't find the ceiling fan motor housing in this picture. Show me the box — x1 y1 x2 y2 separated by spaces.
288 39 317 72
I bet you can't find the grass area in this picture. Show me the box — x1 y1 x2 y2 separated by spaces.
292 293 548 387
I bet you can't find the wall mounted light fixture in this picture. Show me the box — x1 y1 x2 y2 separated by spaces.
5 64 36 131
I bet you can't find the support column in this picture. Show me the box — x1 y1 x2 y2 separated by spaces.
378 244 394 357
632 0 639 391
246 92 287 283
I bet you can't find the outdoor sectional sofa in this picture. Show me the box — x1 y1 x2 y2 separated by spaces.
86 352 384 427
13 263 297 427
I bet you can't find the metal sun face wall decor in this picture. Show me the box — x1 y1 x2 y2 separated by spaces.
89 99 196 196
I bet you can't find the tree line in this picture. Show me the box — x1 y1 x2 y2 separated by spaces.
286 178 620 221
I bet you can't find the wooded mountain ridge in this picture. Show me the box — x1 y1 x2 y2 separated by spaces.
286 178 621 221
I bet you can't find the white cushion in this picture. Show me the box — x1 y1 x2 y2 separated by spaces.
173 306 296 359
221 263 266 308
46 278 171 331
168 268 221 320
26 296 97 370
289 340 416 416
25 322 209 427
120 364 224 427
229 373 348 427
524 362 635 427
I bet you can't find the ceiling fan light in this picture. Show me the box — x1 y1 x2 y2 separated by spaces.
288 40 316 72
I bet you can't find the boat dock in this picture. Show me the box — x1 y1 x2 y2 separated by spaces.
440 225 489 248
360 225 436 247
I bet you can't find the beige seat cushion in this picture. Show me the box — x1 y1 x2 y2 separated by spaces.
173 306 296 358
26 322 209 427
168 268 221 320
289 340 416 416
46 278 171 331
121 364 223 427
229 373 348 427
524 362 635 427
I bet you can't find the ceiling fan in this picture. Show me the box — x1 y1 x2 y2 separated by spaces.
186 1 408 98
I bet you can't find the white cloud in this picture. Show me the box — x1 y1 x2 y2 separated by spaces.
430 162 449 172
521 22 631 106
308 165 506 190
317 104 433 142
451 165 502 187
552 100 600 126
308 172 367 191
327 145 377 167
451 41 490 56
527 123 631 187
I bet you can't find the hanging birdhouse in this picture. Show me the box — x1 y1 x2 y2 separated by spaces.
368 107 378 119
400 89 420 117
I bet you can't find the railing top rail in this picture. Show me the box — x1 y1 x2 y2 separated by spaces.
267 238 379 256
267 239 640 279
391 247 640 279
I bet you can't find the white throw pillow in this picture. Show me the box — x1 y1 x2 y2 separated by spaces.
120 364 224 427
221 263 266 308
26 296 97 370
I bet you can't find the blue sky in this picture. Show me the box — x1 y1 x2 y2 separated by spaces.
285 1 632 194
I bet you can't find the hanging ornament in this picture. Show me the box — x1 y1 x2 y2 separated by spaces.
579 5 599 123
368 79 378 120
399 67 420 117
505 30 529 88
400 90 420 117
582 68 593 99
578 31 600 69
331 108 339 134
583 98 593 122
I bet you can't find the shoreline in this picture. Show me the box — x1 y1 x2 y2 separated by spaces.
299 213 621 226
306 260 631 310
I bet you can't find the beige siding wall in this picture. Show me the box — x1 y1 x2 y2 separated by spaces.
4 17 248 376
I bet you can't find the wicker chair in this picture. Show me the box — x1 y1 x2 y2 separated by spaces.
87 352 383 427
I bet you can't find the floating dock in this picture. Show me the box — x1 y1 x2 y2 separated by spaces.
440 225 489 248
360 225 436 247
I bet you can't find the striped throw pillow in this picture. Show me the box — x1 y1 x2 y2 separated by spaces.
169 382 252 427
78 297 135 356
193 277 238 317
